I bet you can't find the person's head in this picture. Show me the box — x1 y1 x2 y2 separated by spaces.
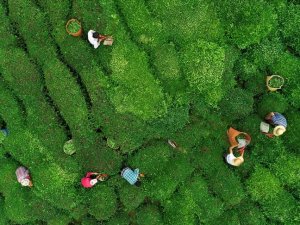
234 157 244 166
273 125 286 136
92 32 100 39
21 178 31 187
90 179 98 186
135 180 142 187
139 173 145 178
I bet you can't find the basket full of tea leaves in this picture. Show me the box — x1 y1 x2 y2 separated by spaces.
266 75 284 91
66 19 82 36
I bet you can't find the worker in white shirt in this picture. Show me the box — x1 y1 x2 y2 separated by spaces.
225 145 244 167
88 30 113 49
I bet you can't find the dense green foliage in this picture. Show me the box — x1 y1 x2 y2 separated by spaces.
0 0 299 224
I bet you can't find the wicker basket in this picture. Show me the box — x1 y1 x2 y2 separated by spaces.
66 19 82 37
266 75 284 92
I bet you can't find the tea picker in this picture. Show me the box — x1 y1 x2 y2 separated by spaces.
88 30 114 49
225 146 245 167
0 128 9 144
81 172 108 188
16 166 33 187
260 112 287 137
225 127 251 167
121 167 144 187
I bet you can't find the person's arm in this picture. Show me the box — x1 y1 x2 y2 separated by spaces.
86 172 98 177
228 146 235 154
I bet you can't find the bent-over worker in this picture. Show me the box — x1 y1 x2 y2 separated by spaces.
16 166 33 187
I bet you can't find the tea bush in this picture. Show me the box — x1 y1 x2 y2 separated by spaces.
180 40 225 106
281 4 300 55
136 205 164 225
256 93 288 117
1 0 300 224
247 166 282 202
219 88 254 121
215 0 277 49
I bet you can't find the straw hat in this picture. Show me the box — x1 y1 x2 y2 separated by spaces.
21 178 30 186
90 179 98 186
273 125 286 136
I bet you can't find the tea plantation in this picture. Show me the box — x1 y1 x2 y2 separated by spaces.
0 0 300 224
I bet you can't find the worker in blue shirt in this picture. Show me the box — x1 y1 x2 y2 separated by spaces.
0 128 9 137
121 167 144 187
264 112 287 137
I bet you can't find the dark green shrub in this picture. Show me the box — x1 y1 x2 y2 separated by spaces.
43 59 89 128
0 196 8 225
8 0 58 65
136 205 164 225
234 58 266 95
85 185 117 221
247 166 282 202
282 4 300 55
211 210 241 225
249 135 287 166
145 153 194 201
147 0 224 44
0 3 17 48
182 175 224 223
163 193 197 225
237 201 267 225
257 93 288 117
129 142 172 176
105 213 130 225
118 182 146 212
152 43 187 95
219 88 254 121
0 82 25 131
37 0 69 26
72 0 106 33
284 110 300 154
215 0 277 48
117 0 167 48
180 40 225 106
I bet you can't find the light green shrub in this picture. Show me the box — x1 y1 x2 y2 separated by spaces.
109 42 168 120
271 154 300 189
262 190 300 224
247 166 282 202
180 40 225 106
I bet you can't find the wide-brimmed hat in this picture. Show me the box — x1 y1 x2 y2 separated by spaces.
90 179 98 186
273 125 286 136
21 178 30 186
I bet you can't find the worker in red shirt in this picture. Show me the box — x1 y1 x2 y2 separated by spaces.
81 172 108 188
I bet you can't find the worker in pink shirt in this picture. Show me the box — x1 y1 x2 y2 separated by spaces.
16 166 33 187
81 172 108 188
